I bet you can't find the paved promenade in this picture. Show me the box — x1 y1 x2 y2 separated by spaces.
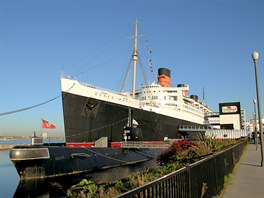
223 143 264 198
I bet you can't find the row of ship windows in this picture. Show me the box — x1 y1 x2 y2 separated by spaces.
165 103 177 106
141 96 178 100
141 96 158 100
143 90 177 93
143 91 159 93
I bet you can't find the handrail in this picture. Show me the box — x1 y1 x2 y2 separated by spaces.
116 141 247 198
120 141 171 148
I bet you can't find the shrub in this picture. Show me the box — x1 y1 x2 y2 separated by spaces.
67 179 98 197
196 133 238 152
157 139 198 165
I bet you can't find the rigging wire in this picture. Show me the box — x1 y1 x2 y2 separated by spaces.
120 49 149 92
140 120 165 137
70 36 126 78
137 51 148 85
0 83 75 117
64 117 128 139
120 57 133 92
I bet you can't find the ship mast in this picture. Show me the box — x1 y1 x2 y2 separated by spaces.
132 18 138 98
120 19 146 96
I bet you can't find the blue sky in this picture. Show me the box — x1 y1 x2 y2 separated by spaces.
0 0 263 137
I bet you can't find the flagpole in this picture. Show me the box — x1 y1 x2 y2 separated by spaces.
40 118 43 143
41 118 56 144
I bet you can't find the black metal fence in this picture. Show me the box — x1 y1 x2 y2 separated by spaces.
116 141 247 198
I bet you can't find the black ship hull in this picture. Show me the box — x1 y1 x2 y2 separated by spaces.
62 92 200 143
10 145 165 180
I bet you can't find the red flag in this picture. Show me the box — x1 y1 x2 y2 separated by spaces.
42 119 56 129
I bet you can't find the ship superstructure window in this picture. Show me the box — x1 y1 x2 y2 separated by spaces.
165 103 177 106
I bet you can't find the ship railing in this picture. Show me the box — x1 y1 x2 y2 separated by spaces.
81 82 123 95
205 112 220 117
178 125 214 132
61 75 130 96
120 141 171 148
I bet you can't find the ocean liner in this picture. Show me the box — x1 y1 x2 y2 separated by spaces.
10 19 212 180
61 20 212 145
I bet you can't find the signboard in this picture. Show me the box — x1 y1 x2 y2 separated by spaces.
219 102 240 115
219 102 241 130
222 106 238 113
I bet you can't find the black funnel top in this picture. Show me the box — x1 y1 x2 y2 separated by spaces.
158 68 171 78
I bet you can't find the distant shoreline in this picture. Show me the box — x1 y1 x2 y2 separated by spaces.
0 144 28 151
0 137 65 150
0 136 64 140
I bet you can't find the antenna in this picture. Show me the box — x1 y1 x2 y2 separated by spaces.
202 86 205 104
61 62 64 76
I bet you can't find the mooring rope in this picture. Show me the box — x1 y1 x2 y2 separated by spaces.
84 147 154 164
133 149 156 159
84 147 130 164
0 83 75 116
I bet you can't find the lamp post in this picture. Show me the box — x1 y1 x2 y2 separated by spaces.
252 51 264 167
253 99 258 150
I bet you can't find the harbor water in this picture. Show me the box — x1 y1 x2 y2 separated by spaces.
0 140 158 197
0 150 19 197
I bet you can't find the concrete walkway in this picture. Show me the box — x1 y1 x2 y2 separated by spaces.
223 143 264 198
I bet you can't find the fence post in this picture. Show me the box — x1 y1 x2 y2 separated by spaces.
213 155 218 195
186 164 192 198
